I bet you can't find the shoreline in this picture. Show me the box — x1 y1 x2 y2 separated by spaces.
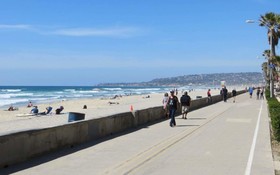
0 88 241 123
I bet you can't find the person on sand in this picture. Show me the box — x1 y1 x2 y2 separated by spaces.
39 106 52 115
27 101 33 108
168 90 179 127
232 89 237 103
180 91 191 119
108 101 119 105
55 106 64 114
30 106 39 114
8 105 15 111
162 93 169 118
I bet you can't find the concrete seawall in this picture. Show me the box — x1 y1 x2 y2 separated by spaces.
0 90 246 168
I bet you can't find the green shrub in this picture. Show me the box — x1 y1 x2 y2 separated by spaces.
266 88 280 141
266 88 271 99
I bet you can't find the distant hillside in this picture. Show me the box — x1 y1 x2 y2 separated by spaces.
98 72 264 87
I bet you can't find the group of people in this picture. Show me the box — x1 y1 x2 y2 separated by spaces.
248 87 264 99
218 86 237 103
30 105 64 115
163 87 241 127
7 105 18 111
163 90 191 127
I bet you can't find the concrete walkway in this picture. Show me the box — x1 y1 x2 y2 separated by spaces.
0 93 275 175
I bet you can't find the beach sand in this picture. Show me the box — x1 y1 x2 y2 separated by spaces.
0 89 229 123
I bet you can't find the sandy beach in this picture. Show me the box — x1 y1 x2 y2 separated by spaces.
0 88 237 124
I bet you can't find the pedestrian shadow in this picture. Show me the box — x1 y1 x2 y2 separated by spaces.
175 125 200 127
187 118 207 120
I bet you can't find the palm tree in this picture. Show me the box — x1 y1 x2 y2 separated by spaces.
261 62 269 86
259 12 280 56
262 49 270 76
259 12 280 97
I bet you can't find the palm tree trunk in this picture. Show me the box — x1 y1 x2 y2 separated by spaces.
270 29 275 98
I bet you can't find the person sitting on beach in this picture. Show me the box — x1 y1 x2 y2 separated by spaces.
38 106 52 115
108 101 119 105
8 105 15 111
55 106 64 114
27 101 33 108
30 106 39 114
83 105 87 109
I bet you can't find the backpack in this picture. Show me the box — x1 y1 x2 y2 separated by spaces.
181 95 190 105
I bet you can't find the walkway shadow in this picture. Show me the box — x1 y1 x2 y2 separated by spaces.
188 118 207 120
175 125 200 127
0 119 166 174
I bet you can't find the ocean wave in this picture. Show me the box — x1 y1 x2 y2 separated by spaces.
59 94 93 98
0 93 34 99
76 90 100 93
0 99 29 106
72 94 93 97
92 88 101 91
103 88 123 91
64 89 76 92
29 97 50 101
0 86 169 107
1 89 22 92
131 88 161 91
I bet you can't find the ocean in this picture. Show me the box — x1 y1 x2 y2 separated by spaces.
0 86 173 108
0 85 219 108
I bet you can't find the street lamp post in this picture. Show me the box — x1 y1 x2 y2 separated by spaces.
259 55 269 87
246 19 274 97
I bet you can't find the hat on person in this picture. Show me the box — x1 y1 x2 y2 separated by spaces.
170 90 174 93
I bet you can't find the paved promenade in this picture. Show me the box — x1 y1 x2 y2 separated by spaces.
0 93 275 175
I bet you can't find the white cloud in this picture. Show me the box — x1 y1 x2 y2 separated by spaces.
0 24 32 30
50 27 142 37
0 24 144 38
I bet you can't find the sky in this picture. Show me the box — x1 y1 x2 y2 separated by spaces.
0 0 278 86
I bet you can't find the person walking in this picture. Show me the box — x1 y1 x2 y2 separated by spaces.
207 89 212 103
256 87 261 100
168 90 179 127
232 89 237 103
162 92 169 118
222 86 228 102
180 91 191 119
248 87 253 98
260 87 264 99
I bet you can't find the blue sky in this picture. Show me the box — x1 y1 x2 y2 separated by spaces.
0 0 278 86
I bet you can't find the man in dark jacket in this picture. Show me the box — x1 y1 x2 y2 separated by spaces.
180 91 191 119
232 89 237 103
222 86 228 102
